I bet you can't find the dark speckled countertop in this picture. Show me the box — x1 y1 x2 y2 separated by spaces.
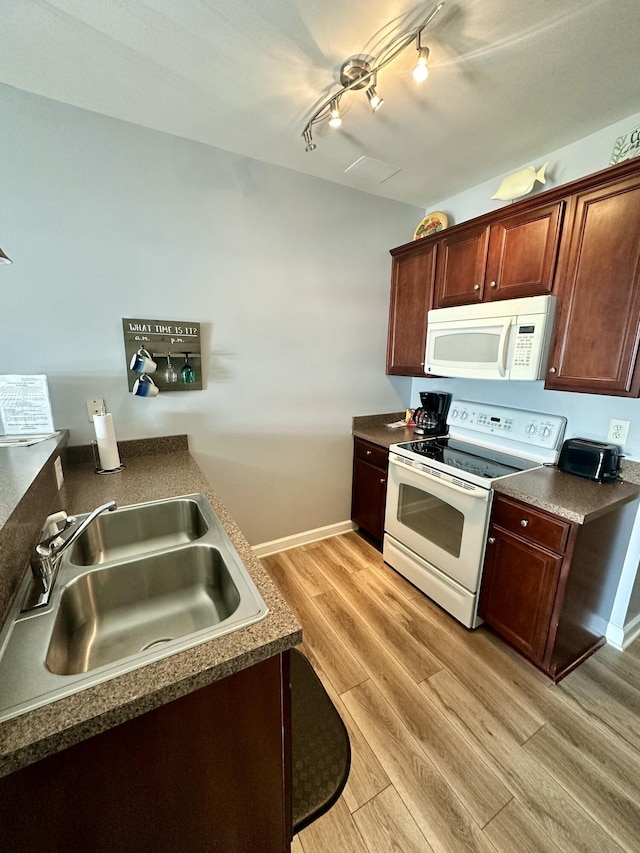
0 439 301 778
352 412 418 448
354 413 640 525
493 465 640 524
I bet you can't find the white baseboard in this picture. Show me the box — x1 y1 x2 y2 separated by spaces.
606 613 640 650
253 520 356 558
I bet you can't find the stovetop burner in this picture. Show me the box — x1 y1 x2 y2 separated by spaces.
395 437 541 481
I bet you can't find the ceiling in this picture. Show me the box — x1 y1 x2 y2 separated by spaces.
2 0 639 208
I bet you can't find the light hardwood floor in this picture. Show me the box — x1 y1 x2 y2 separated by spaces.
262 532 640 853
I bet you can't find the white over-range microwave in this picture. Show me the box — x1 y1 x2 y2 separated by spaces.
425 294 557 381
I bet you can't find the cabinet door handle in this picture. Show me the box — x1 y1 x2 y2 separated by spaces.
473 284 481 291
520 519 529 527
548 367 557 374
366 449 372 456
488 537 496 544
380 478 386 485
490 280 497 288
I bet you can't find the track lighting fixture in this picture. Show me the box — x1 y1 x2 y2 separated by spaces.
301 1 444 150
0 247 12 264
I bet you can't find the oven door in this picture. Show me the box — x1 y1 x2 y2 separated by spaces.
385 454 491 592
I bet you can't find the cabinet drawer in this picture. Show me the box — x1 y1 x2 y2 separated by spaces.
354 438 389 470
492 495 570 553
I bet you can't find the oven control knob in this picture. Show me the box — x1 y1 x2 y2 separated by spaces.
451 409 458 419
540 425 552 439
460 411 468 421
525 422 537 435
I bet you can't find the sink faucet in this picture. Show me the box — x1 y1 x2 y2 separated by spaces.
30 501 117 597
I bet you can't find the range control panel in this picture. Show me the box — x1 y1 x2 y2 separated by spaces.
448 400 566 450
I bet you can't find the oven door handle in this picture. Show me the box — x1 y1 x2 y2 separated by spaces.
389 456 491 502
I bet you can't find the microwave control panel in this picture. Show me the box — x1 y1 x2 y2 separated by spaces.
512 324 536 368
448 401 567 452
509 317 549 379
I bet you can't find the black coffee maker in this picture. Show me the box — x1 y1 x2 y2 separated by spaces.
413 391 452 436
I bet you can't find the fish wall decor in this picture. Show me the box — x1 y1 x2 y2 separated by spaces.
491 162 549 201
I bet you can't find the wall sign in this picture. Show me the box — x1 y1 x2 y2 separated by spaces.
122 318 202 392
0 374 55 434
610 124 640 166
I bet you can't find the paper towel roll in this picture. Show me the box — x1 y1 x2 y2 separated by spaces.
93 412 121 471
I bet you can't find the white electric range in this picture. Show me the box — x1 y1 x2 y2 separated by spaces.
383 400 566 628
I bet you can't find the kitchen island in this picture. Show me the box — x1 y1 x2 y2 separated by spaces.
0 434 301 851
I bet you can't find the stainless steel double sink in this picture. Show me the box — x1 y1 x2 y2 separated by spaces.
0 494 269 722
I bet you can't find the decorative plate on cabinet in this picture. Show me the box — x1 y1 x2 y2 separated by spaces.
413 211 448 239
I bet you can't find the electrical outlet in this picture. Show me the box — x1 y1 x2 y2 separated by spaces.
607 418 631 445
86 398 105 422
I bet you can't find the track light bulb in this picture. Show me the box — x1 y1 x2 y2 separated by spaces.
303 128 316 152
413 46 430 82
366 86 383 112
328 99 342 128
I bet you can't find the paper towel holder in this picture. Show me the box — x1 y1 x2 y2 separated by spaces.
91 441 125 474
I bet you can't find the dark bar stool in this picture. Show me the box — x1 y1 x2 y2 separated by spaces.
290 649 351 834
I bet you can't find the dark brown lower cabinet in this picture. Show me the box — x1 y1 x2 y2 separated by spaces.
0 652 292 853
479 493 632 682
351 438 389 544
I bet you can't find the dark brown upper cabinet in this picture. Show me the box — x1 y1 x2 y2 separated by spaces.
386 238 438 375
545 167 640 396
435 201 565 308
386 158 640 394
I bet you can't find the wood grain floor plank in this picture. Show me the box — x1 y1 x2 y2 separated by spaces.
558 662 640 751
314 587 512 827
291 833 305 853
316 535 365 573
468 628 640 804
266 536 640 853
297 794 369 853
343 679 495 853
273 549 334 597
623 634 640 659
262 557 367 694
340 533 424 600
524 723 640 853
355 564 545 743
482 799 563 853
298 643 392 814
591 641 640 684
303 547 443 682
423 668 623 853
352 786 434 853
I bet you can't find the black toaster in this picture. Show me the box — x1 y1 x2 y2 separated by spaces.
558 438 622 483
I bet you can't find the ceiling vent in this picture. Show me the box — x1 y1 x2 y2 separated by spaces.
344 156 401 184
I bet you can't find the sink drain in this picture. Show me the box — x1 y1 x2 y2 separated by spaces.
140 638 173 652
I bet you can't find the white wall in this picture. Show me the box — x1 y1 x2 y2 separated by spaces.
0 83 418 545
424 110 640 224
411 110 640 643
